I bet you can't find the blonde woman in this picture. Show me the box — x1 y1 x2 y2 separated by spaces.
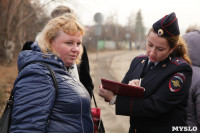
10 16 93 132
50 5 94 97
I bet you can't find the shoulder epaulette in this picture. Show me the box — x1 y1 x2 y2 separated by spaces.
136 54 147 58
170 57 187 65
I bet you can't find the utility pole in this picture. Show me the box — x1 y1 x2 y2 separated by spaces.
94 12 103 61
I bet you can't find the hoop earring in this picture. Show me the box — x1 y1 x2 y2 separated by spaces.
169 55 172 60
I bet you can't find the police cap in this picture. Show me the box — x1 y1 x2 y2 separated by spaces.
153 12 180 37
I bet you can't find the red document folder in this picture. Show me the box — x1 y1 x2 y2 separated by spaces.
101 78 145 98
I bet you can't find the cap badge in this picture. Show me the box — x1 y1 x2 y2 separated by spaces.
158 29 164 36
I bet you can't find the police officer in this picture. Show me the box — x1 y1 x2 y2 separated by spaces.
99 12 192 133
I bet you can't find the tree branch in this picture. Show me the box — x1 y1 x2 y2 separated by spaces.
16 0 53 29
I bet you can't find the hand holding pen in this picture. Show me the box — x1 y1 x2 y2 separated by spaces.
139 78 142 86
128 78 142 87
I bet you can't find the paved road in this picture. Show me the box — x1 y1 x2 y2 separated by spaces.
88 50 145 133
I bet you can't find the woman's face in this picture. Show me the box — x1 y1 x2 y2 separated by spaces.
146 31 175 63
51 30 82 67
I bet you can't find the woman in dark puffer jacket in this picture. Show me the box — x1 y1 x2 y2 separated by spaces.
10 15 93 133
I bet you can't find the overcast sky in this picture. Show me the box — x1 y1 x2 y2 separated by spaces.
48 0 200 34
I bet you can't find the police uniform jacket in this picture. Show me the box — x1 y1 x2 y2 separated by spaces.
115 54 192 133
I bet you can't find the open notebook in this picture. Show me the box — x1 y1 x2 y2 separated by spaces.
101 78 145 98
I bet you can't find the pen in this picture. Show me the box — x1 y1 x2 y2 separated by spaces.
139 78 142 86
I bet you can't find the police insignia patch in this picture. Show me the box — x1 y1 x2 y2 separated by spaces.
169 73 185 92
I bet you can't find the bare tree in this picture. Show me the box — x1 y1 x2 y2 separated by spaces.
134 9 146 49
0 0 55 65
127 11 135 31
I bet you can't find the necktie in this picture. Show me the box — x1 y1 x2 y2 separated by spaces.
147 62 155 71
141 61 155 77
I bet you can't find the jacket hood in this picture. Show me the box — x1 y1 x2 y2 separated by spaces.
17 42 65 72
183 30 200 67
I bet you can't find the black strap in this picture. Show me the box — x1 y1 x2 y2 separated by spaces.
32 62 58 95
8 61 58 107
92 93 98 108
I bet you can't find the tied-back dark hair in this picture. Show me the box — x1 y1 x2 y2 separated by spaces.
149 28 191 64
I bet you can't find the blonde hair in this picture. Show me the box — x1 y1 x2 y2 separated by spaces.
149 29 191 64
37 16 84 64
49 5 82 64
170 36 191 64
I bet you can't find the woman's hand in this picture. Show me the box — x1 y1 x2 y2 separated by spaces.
128 79 141 87
98 85 115 102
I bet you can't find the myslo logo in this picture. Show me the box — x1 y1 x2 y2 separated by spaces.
172 126 197 132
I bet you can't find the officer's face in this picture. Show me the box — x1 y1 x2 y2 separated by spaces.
146 31 174 63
